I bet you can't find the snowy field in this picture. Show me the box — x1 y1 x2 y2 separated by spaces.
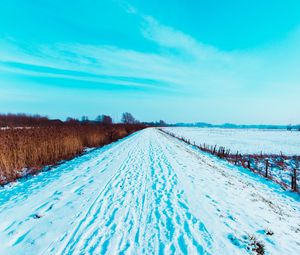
163 127 300 155
0 128 299 255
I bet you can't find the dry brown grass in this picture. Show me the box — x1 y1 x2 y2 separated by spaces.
0 124 144 184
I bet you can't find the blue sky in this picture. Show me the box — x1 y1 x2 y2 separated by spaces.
0 0 300 124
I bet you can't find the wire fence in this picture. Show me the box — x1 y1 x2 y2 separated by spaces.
161 129 299 193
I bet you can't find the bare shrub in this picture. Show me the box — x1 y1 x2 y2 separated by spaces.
248 235 265 255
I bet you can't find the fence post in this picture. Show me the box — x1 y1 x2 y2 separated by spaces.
235 151 238 165
265 159 269 177
292 161 298 192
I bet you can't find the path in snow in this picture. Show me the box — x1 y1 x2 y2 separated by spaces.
0 128 299 255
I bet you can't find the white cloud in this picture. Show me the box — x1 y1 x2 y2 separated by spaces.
1 13 300 122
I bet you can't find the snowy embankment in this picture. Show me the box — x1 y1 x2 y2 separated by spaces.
163 127 300 192
0 128 299 255
163 127 300 155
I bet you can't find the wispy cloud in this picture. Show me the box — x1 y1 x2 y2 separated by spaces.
0 6 300 122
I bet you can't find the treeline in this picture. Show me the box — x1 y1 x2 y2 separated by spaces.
287 124 300 131
0 113 57 127
0 112 142 127
0 113 145 185
171 122 300 130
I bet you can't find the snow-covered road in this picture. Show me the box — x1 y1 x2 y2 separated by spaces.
0 128 299 255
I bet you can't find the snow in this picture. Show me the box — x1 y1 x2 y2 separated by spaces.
163 127 300 155
0 128 299 254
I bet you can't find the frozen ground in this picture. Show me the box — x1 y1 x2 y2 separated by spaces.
0 128 299 255
163 127 300 155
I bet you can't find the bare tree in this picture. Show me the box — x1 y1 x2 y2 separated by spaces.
103 115 112 125
66 117 80 125
159 120 167 126
81 116 89 123
121 112 136 124
95 115 102 123
95 115 113 125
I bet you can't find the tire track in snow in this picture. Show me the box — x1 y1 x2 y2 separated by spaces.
62 129 214 255
47 136 144 255
143 131 213 255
